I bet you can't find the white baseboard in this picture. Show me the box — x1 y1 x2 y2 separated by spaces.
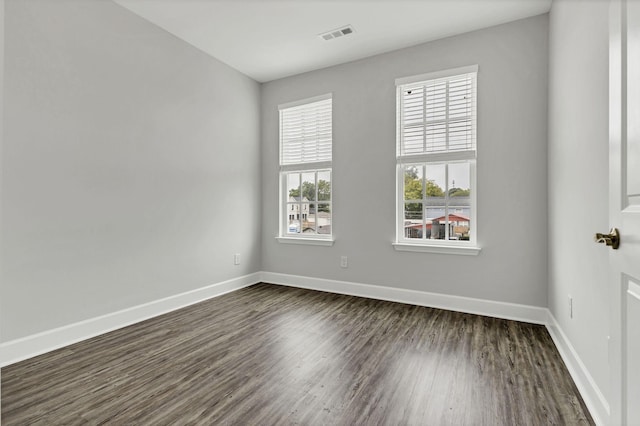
260 271 549 324
0 272 261 367
545 312 609 426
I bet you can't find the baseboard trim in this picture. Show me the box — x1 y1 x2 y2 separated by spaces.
0 272 261 367
545 312 609 426
260 271 548 324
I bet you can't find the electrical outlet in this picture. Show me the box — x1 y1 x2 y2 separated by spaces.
568 295 573 319
340 256 348 268
234 253 240 265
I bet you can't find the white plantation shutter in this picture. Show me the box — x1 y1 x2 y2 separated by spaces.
397 66 477 158
280 96 332 166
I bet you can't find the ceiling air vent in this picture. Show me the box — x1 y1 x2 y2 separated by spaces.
319 25 355 41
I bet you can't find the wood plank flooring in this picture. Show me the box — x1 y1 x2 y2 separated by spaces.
2 283 593 425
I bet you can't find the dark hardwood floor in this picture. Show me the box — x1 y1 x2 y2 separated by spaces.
2 283 593 425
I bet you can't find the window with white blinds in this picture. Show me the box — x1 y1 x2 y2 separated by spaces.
278 94 333 242
397 66 477 158
280 95 332 167
394 66 479 254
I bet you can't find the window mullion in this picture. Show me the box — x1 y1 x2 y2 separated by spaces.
418 165 427 240
444 163 450 241
280 161 332 173
298 171 302 232
297 173 302 232
314 171 319 234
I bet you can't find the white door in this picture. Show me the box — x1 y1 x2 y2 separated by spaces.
609 1 640 424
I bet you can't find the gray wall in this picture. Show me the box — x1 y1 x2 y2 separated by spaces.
0 0 261 342
548 0 610 403
1 0 5 412
261 15 549 307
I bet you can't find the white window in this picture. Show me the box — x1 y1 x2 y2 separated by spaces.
394 66 480 255
278 94 333 245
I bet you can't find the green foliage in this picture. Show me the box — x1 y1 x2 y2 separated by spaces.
289 179 331 202
403 167 445 201
449 188 470 197
404 178 423 201
317 180 331 201
426 180 444 197
402 166 469 218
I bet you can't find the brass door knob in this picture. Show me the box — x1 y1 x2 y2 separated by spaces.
594 228 620 249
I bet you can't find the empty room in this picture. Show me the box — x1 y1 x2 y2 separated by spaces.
1 0 638 424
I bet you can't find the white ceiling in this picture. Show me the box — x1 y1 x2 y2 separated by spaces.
114 0 552 83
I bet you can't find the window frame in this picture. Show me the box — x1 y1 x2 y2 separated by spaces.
393 66 480 255
277 94 334 245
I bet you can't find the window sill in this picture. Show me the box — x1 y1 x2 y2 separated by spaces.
276 236 335 246
392 242 481 256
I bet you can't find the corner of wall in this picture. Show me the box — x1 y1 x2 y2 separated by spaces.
1 0 263 341
1 0 6 419
0 273 262 367
546 1 611 423
545 311 609 425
